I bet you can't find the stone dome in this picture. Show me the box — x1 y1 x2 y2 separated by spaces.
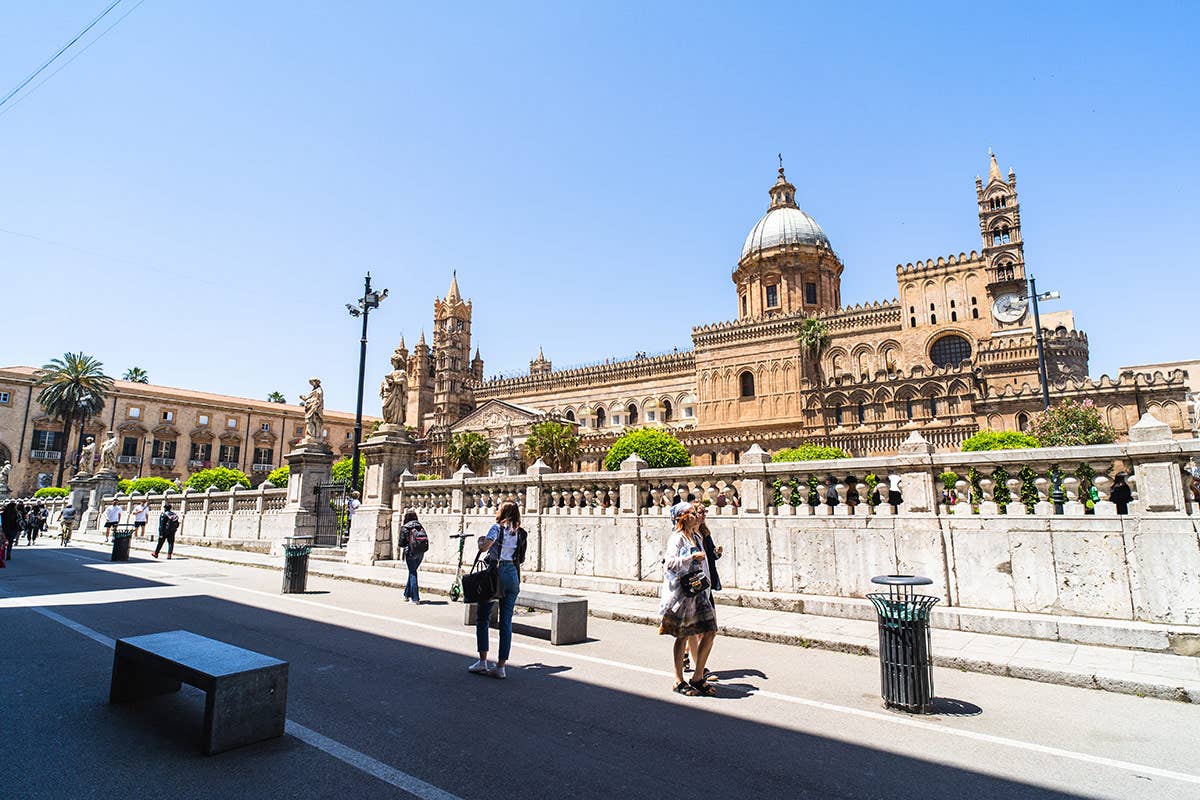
740 206 830 260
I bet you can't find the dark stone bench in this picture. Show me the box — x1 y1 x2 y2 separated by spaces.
109 630 288 755
463 589 588 645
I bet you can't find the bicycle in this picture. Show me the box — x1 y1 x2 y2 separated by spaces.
448 533 472 602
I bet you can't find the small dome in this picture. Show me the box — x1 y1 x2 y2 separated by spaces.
741 206 830 260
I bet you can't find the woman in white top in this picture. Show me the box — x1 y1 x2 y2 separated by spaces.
660 503 718 696
132 501 150 538
468 501 526 680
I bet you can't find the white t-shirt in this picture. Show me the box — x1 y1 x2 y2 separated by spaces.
105 506 122 523
133 505 148 523
486 523 519 561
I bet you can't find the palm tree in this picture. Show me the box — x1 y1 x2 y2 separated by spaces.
797 316 831 384
122 366 149 383
523 421 580 472
266 391 287 404
447 431 490 474
35 353 115 486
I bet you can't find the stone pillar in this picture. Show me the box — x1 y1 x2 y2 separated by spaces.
738 444 769 514
346 428 417 565
271 442 333 554
524 458 551 512
895 431 936 514
451 464 473 513
618 453 647 513
1126 412 1187 513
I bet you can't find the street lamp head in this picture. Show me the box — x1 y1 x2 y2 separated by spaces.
1039 291 1061 301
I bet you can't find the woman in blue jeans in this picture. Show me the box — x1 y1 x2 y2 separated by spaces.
399 510 426 603
468 501 526 680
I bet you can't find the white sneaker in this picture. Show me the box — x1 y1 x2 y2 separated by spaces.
468 659 492 674
488 665 507 680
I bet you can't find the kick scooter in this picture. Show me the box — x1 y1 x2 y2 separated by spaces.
448 533 471 601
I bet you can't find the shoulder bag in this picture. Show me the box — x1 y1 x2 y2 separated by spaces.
461 553 503 604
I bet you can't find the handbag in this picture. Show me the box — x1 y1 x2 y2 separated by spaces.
461 554 503 604
680 565 711 597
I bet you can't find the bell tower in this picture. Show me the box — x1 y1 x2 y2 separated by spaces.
978 150 1029 332
431 272 477 428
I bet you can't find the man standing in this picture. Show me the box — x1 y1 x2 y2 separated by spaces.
59 504 76 546
132 499 150 539
103 499 122 542
152 502 180 559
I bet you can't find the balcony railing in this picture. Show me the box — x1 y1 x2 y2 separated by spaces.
150 457 176 467
117 455 142 465
252 463 274 473
30 450 62 461
189 459 210 469
217 461 240 470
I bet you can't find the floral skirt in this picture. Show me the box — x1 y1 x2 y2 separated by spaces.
660 590 717 638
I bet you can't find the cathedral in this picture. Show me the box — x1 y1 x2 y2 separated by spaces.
403 153 1190 474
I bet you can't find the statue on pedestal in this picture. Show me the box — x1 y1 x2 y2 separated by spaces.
98 431 119 473
75 436 96 476
380 348 408 428
299 377 325 443
0 461 10 490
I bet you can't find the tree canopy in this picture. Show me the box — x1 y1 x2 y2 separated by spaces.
604 428 690 471
34 352 113 486
523 421 580 472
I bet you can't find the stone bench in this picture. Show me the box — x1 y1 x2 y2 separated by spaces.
464 590 588 645
109 630 288 755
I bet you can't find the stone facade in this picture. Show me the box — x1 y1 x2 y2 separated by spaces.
0 366 372 494
396 154 1189 473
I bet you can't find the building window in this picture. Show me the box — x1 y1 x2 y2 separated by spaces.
971 297 978 306
765 285 779 308
0 391 10 404
951 311 958 322
740 295 747 316
805 283 818 305
929 397 939 418
128 407 141 418
161 410 174 422
565 410 575 422
190 442 211 463
834 404 843 425
930 303 936 311
627 403 638 425
152 440 176 460
227 418 237 429
647 411 656 422
929 334 973 367
199 414 209 426
857 402 866 424
121 437 140 457
905 399 915 420
345 431 352 439
612 415 621 427
260 422 271 432
684 407 694 418
910 317 917 328
31 430 65 452
219 445 240 465
662 400 673 422
972 308 979 319
1017 412 1030 431
995 264 1015 282
930 314 937 324
595 407 606 427
253 447 274 467
739 371 755 398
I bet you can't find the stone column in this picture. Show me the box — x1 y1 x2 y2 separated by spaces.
738 444 769 514
269 441 333 553
618 453 647 513
1126 412 1187 514
894 431 936 514
346 428 416 565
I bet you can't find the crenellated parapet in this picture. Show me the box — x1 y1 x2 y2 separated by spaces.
895 250 985 276
475 350 696 398
982 368 1189 400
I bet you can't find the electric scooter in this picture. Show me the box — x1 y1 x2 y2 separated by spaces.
448 533 471 601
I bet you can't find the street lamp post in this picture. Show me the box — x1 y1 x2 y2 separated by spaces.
346 273 388 496
1028 275 1063 510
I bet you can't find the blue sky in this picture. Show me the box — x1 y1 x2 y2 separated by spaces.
1 1 1196 412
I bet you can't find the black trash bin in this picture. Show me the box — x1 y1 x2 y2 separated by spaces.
111 525 134 562
282 535 313 594
867 574 939 713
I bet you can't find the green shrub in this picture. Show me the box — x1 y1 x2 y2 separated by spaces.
332 456 365 492
117 477 176 495
185 466 252 492
770 445 849 462
267 465 290 488
939 471 959 491
417 473 442 481
961 430 1041 452
34 486 69 498
604 428 690 471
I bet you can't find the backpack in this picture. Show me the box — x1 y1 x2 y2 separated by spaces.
163 512 180 536
408 524 429 554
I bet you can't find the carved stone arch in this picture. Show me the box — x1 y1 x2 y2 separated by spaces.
987 413 1003 430
1107 405 1127 432
946 378 969 395
850 344 874 378
873 386 893 403
782 361 795 392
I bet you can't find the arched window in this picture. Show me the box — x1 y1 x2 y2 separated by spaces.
971 308 979 319
595 407 606 428
929 335 972 367
739 371 755 398
951 311 958 322
1017 412 1030 431
910 316 917 328
662 400 673 423
834 404 844 425
905 398 915 420
627 404 638 425
930 313 937 324
565 410 575 422
857 401 866 424
929 397 939 418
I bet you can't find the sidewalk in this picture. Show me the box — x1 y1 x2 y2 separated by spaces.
67 530 1200 703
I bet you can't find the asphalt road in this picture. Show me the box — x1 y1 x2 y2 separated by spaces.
2 541 1198 800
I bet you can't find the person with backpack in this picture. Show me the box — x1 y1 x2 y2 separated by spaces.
1 501 19 560
398 509 429 603
468 501 526 680
152 502 180 559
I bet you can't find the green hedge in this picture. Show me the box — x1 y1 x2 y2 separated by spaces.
185 466 252 492
604 428 690 471
771 445 849 462
267 465 290 487
34 487 70 498
117 477 178 495
961 430 1040 452
332 456 364 492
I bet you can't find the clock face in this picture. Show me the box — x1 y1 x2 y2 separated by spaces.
992 292 1028 323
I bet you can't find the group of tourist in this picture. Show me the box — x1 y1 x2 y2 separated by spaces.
1 500 53 567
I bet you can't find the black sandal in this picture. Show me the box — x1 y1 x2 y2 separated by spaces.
689 678 717 697
672 681 699 696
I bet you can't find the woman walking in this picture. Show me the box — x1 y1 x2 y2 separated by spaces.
2 501 20 561
660 503 718 696
468 501 526 680
399 510 427 603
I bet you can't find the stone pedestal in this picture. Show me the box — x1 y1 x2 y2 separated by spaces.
76 470 120 531
271 442 333 554
346 429 416 565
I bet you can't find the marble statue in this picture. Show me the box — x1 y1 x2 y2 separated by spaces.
0 461 10 489
75 436 96 476
299 377 325 442
380 347 408 427
98 431 119 473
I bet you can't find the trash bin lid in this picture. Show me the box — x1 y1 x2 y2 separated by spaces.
284 535 314 545
870 574 933 586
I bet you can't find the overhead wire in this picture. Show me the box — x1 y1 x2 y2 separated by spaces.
0 0 148 119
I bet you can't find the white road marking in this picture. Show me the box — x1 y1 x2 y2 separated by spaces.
0 578 465 800
48 545 1200 788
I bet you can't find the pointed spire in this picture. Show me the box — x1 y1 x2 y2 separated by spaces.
398 334 406 350
446 270 461 303
474 347 481 361
987 148 1002 182
768 155 798 210
537 345 546 361
417 329 426 347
